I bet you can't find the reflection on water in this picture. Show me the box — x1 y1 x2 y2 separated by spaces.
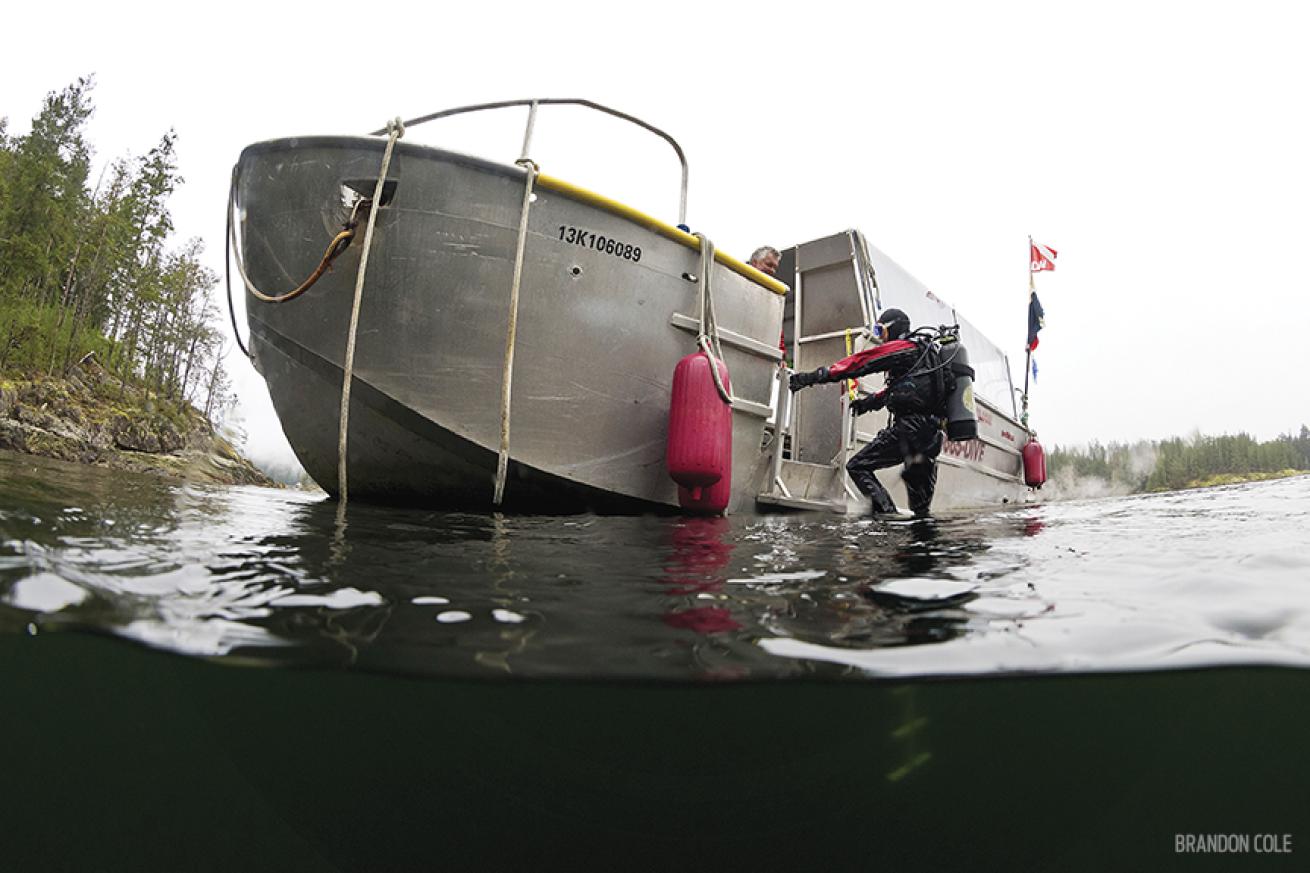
3 450 1310 681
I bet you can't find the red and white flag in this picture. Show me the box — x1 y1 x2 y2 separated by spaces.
1030 241 1058 272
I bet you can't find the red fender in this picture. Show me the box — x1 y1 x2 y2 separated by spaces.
666 352 732 514
1023 437 1047 488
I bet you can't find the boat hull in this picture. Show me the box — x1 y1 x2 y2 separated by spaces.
238 137 783 512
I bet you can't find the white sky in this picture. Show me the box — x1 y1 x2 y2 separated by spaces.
6 0 1309 471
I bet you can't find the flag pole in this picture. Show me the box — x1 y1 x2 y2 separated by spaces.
1022 236 1033 427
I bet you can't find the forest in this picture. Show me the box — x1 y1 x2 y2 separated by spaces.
0 77 230 422
1049 428 1310 493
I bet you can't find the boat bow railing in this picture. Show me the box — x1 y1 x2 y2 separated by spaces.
372 98 691 227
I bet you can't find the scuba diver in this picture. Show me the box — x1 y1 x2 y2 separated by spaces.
788 308 975 518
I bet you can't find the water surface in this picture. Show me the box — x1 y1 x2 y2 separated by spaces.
3 450 1308 680
3 451 1308 871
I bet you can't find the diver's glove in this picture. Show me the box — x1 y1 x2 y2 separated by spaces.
850 391 887 415
789 367 828 392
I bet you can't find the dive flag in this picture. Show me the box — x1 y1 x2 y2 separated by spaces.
1027 291 1045 351
1030 241 1058 272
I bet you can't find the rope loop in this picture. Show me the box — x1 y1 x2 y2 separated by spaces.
227 167 375 306
692 233 733 405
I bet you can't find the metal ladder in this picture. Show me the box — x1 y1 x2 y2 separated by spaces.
756 230 883 513
757 366 850 511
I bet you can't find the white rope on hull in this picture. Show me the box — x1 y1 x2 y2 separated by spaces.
492 158 540 507
338 118 404 510
693 233 734 405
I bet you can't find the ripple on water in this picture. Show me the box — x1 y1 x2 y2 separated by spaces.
3 452 1310 680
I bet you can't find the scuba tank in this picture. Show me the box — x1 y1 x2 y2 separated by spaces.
940 337 978 441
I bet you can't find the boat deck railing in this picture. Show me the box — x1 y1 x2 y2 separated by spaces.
768 365 795 498
373 98 690 227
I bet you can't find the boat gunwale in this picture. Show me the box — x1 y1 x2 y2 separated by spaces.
236 135 789 297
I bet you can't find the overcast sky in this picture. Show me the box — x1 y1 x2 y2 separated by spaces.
6 1 1308 472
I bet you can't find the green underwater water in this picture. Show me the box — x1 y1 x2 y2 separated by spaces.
4 633 1308 872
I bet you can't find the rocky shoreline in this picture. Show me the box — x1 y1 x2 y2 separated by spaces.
0 359 275 488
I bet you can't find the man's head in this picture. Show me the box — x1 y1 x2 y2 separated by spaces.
747 246 781 277
873 308 911 342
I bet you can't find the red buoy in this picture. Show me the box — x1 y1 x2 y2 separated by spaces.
1022 436 1047 488
666 352 732 514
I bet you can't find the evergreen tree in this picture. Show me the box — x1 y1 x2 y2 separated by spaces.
0 76 94 305
1 77 229 430
1048 431 1310 494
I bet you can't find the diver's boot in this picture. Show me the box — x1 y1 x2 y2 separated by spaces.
867 484 899 517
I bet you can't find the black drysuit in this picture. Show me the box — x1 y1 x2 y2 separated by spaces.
848 410 943 517
792 338 948 517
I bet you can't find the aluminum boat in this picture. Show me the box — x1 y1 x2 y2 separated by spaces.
229 99 1030 514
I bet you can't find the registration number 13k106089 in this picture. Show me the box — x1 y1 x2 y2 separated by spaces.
558 226 642 262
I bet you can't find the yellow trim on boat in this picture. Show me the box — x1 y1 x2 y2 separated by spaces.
536 173 789 296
